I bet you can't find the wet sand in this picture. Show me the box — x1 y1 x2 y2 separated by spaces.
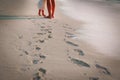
60 0 120 59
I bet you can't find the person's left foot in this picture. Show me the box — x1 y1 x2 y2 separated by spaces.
38 12 41 16
42 14 46 17
42 10 46 17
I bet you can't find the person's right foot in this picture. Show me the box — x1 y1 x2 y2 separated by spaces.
52 15 54 18
45 16 52 19
38 9 42 16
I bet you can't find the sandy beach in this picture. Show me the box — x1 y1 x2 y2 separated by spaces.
0 0 120 80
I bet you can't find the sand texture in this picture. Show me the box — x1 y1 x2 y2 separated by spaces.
0 0 120 80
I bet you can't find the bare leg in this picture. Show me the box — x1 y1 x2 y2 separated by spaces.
51 0 55 18
46 0 52 19
42 10 46 17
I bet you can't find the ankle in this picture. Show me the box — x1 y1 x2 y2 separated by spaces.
38 9 41 16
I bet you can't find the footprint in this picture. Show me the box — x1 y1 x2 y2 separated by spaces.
33 60 39 64
39 54 46 59
65 41 79 47
89 77 99 80
36 39 45 43
74 49 85 56
48 31 52 33
65 32 76 38
66 32 73 35
18 35 23 39
24 50 29 55
95 64 111 75
48 35 52 38
19 49 29 55
41 26 45 29
70 58 90 67
36 47 41 51
63 24 72 30
37 33 44 35
38 40 45 43
33 72 41 80
39 68 46 75
20 67 30 72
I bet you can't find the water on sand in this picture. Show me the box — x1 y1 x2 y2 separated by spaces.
59 0 120 59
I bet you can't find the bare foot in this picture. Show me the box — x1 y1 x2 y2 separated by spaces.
52 15 54 18
42 14 46 17
45 16 52 19
42 12 46 17
38 13 41 16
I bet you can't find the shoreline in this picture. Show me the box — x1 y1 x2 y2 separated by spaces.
58 0 120 59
